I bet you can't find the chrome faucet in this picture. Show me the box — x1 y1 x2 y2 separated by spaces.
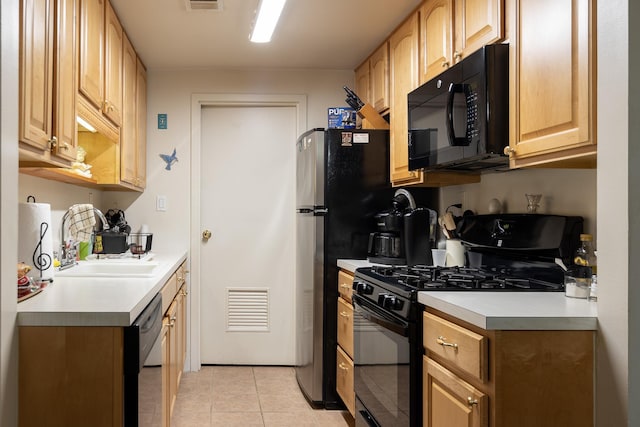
59 208 110 269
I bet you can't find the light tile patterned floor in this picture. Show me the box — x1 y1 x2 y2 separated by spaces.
171 366 355 427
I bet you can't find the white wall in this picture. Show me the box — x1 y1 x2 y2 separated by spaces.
440 168 597 235
102 67 354 253
598 1 633 426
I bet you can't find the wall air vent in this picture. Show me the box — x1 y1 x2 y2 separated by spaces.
184 0 223 11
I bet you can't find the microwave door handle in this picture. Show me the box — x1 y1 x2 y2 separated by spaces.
446 83 468 146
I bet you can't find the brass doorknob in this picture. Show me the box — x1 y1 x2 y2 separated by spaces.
202 230 212 241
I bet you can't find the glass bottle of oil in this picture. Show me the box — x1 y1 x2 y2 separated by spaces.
574 234 597 300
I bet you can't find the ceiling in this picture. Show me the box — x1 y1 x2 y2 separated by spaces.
109 0 422 70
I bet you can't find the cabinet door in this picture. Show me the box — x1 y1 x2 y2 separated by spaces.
454 0 503 61
508 0 595 167
369 42 389 112
19 0 54 151
354 60 370 106
161 318 170 427
423 357 487 427
52 0 78 162
337 297 354 358
176 284 187 388
104 0 122 125
419 0 454 84
389 13 423 186
121 33 137 186
79 0 104 109
167 301 178 418
336 346 355 417
135 57 147 188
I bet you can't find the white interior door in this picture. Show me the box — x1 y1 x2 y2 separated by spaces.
199 105 296 365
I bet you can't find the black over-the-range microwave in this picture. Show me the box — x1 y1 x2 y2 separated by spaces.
407 43 509 171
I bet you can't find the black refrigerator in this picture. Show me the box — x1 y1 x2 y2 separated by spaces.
295 127 394 408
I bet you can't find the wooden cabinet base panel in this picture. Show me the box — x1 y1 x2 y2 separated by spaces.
19 326 124 427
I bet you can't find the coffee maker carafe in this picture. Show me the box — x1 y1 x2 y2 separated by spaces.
368 190 436 266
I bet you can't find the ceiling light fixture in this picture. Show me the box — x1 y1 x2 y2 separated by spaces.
249 0 287 43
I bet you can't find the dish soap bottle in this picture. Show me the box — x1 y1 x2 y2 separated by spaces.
574 234 597 301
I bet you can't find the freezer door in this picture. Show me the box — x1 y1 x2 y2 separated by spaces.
295 209 324 403
296 129 325 209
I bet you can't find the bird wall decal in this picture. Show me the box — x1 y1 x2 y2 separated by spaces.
159 148 178 170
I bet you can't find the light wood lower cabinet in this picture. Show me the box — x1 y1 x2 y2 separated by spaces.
422 308 594 427
336 269 355 417
162 261 188 426
424 357 487 427
18 261 188 427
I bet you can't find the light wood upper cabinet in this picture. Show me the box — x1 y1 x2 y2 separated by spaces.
506 0 596 168
420 0 503 84
121 33 146 190
369 41 390 112
79 0 122 127
104 0 123 125
389 13 423 187
419 0 454 84
135 57 148 188
454 0 503 62
19 0 78 165
79 0 104 109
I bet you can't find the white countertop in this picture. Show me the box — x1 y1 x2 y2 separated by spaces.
338 259 598 331
418 292 597 330
17 251 188 327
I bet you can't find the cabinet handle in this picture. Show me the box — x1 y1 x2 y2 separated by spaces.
340 284 350 290
436 336 458 350
504 146 516 156
467 397 478 406
170 316 177 326
454 51 462 61
441 60 449 68
48 136 57 150
60 142 70 150
338 362 349 371
180 289 188 296
339 311 350 319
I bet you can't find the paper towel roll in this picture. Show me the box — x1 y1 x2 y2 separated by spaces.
445 239 466 267
19 203 54 280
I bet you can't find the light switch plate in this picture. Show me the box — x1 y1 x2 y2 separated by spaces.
156 195 167 211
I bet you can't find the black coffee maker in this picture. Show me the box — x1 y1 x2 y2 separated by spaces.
367 189 436 266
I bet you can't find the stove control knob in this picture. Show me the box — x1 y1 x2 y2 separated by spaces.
353 281 374 295
378 294 404 311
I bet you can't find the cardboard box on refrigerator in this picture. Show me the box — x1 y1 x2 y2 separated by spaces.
327 107 356 129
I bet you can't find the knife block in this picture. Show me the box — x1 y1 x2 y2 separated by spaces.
357 104 390 130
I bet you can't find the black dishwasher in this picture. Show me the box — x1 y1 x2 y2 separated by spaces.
123 292 163 426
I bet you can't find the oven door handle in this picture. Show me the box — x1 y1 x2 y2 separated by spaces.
352 294 409 337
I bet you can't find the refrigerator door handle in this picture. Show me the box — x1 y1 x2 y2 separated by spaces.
313 207 328 216
297 208 314 214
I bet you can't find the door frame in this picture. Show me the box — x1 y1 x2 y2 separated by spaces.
189 93 307 371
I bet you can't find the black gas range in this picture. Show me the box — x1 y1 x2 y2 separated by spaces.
351 214 584 427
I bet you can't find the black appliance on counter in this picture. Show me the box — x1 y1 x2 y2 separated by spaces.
407 43 509 172
352 214 583 427
368 189 437 266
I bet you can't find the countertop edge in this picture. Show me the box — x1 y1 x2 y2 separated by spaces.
418 292 598 331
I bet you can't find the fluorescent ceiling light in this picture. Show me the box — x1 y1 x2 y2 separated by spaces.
77 116 96 133
250 0 287 43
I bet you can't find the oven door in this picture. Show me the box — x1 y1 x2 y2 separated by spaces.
352 294 411 427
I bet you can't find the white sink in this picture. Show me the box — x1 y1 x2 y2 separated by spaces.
56 260 159 278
